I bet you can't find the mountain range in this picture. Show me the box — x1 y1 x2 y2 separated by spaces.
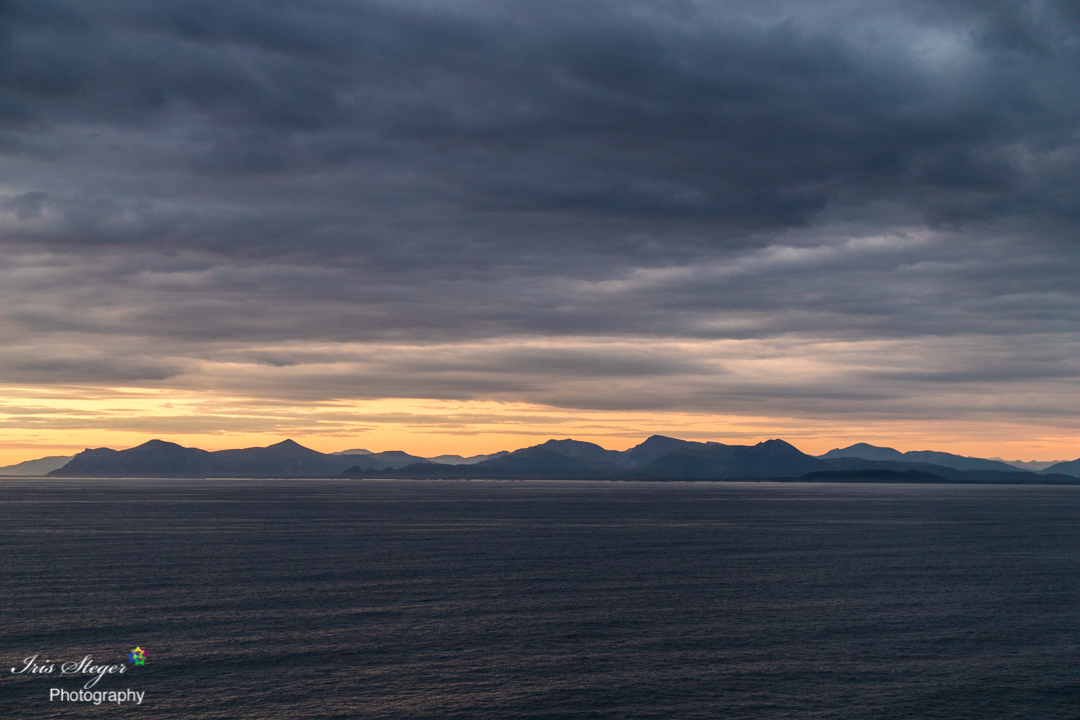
11 436 1076 483
0 455 74 477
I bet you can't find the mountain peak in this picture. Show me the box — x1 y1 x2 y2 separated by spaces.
619 435 701 468
131 439 192 453
754 439 807 456
138 439 181 448
533 439 622 464
259 439 323 457
819 443 905 461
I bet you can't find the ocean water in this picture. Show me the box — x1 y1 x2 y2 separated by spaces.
2 479 1078 719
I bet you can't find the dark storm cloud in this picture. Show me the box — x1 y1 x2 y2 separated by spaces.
0 0 1078 424
3 0 1078 231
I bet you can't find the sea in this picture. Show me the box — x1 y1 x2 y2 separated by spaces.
2 479 1078 719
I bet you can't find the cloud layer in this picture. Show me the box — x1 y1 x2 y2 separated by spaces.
1 0 1078 455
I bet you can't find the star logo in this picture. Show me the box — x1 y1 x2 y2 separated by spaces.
128 647 146 665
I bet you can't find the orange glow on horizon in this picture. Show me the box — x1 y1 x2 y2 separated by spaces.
1 385 1078 466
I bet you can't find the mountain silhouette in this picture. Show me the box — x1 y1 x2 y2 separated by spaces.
44 436 1080 482
638 439 825 478
50 439 358 478
619 435 700 468
331 450 431 471
820 443 1023 472
211 439 353 477
340 446 628 480
1043 458 1080 477
0 455 73 476
531 439 625 465
54 440 219 477
424 451 510 465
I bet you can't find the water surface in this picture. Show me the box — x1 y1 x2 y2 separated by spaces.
2 479 1078 718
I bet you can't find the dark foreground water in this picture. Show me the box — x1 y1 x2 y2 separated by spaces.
2 480 1078 719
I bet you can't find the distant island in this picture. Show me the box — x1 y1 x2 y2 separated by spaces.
0 436 1075 484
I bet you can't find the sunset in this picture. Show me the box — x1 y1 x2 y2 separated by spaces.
2 380 1079 466
3 1 1079 718
1 1 1078 467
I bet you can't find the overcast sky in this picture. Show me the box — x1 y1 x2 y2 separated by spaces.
1 0 1078 461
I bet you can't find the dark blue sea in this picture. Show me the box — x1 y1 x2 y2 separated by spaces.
2 479 1078 719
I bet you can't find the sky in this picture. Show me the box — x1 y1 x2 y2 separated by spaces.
1 0 1079 464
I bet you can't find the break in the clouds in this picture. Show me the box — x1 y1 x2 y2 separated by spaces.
0 0 1078 441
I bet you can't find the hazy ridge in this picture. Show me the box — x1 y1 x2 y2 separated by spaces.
15 437 1078 483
